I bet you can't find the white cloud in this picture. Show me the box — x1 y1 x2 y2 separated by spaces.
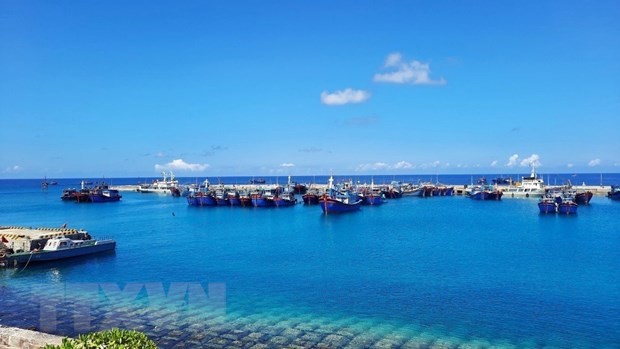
520 154 541 167
280 163 295 168
3 165 22 173
394 161 413 169
567 163 574 168
588 158 601 167
320 88 371 105
155 159 209 172
490 160 498 167
506 154 519 167
373 52 446 85
155 152 166 158
356 162 390 171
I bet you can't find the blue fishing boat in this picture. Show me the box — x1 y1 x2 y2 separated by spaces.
251 191 275 207
469 185 502 200
538 196 557 213
608 185 620 200
557 195 578 215
187 191 217 206
227 191 243 206
273 193 297 207
214 188 229 206
359 180 384 206
319 176 362 214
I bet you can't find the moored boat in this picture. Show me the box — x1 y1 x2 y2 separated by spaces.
557 194 578 215
187 191 217 206
608 185 620 200
538 196 557 213
574 191 593 205
88 183 122 203
138 171 180 195
1 226 115 267
497 167 545 198
469 185 502 200
319 176 362 214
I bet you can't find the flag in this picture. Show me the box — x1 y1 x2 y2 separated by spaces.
1 236 8 243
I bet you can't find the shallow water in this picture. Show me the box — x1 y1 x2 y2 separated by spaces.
1 178 619 348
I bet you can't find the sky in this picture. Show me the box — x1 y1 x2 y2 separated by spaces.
1 1 619 178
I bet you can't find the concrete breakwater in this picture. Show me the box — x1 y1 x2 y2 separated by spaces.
0 325 62 349
111 183 613 196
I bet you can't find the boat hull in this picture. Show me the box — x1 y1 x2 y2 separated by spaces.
89 193 122 203
574 192 593 205
362 195 384 206
273 197 296 207
251 196 274 208
557 202 578 215
538 202 557 213
319 198 361 214
302 194 320 205
187 194 217 206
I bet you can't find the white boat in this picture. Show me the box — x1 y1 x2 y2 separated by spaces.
0 226 115 266
138 171 180 194
497 167 546 198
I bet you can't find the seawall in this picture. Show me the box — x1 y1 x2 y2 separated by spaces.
0 325 62 349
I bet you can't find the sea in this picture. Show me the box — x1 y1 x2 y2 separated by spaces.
1 173 619 348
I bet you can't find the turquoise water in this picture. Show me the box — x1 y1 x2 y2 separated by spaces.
1 178 619 348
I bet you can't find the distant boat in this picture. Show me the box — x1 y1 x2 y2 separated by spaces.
608 185 620 201
492 177 512 185
249 178 266 184
138 171 180 195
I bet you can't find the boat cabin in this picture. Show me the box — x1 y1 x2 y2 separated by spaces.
43 237 87 251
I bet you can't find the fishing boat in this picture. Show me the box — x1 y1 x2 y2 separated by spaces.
60 188 79 201
88 183 122 203
251 190 275 207
187 191 217 206
358 179 384 206
407 184 436 197
302 190 320 205
574 191 593 205
557 194 579 215
319 176 362 214
469 185 502 200
214 188 229 206
608 185 620 200
0 226 115 267
538 196 557 213
273 177 297 207
273 192 297 207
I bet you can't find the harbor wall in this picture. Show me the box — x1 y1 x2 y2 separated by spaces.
0 325 62 349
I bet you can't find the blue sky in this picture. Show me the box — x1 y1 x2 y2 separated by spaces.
1 1 619 178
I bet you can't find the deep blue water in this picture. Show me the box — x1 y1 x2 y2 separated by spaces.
1 176 619 348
